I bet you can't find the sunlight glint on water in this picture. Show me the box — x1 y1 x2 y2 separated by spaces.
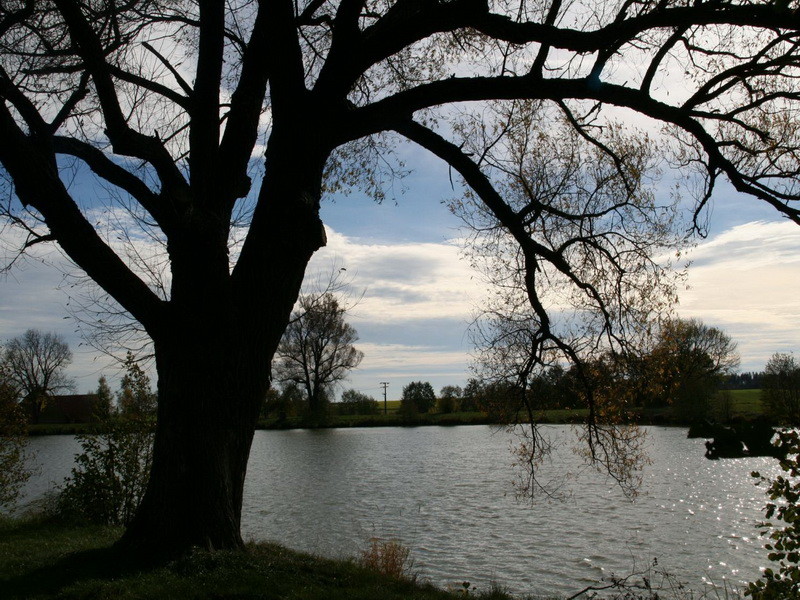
241 426 775 597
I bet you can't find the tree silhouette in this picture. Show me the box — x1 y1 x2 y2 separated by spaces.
648 318 739 422
3 329 74 424
401 381 436 414
1 0 799 555
275 293 363 424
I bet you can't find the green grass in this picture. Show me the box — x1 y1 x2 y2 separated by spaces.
725 389 763 419
0 516 523 600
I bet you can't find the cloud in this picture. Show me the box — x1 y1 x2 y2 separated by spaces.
677 220 800 370
307 227 487 323
0 234 119 391
4 216 796 396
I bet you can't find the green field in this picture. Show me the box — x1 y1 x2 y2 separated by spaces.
724 389 763 419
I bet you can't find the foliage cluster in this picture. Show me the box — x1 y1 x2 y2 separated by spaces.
474 319 739 425
261 383 307 423
400 381 437 417
748 429 800 599
761 353 800 425
337 389 379 416
57 417 153 526
723 372 766 391
0 361 30 509
646 319 740 422
437 385 463 414
57 358 155 526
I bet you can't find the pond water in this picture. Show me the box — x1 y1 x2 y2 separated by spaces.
19 425 778 598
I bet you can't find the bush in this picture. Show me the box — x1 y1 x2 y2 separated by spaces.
0 365 31 509
57 369 154 525
359 538 413 580
57 416 153 525
748 429 800 598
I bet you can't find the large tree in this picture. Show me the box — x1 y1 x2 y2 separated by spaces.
401 380 436 414
275 292 363 422
1 0 800 556
3 329 75 423
647 318 739 421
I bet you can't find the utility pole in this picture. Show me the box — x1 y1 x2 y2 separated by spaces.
380 382 389 415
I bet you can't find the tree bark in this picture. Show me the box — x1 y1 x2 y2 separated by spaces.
117 332 266 556
118 144 328 558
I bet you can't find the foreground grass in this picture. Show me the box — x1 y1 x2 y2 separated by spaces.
0 517 521 600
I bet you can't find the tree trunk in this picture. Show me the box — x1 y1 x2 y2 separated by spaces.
118 335 267 557
118 133 328 558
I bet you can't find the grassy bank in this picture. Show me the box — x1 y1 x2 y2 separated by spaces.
0 517 523 600
258 389 767 430
26 389 767 435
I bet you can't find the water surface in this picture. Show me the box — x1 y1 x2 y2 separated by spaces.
21 426 777 597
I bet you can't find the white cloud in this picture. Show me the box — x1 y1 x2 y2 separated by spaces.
677 220 800 370
4 217 796 396
307 227 487 323
355 342 469 373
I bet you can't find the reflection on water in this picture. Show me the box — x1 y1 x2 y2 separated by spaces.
21 426 777 598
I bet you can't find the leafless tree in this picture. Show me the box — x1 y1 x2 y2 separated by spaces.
0 0 799 556
275 292 363 422
3 329 75 423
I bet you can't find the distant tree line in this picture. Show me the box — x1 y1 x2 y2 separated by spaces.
468 318 742 425
259 314 800 428
722 372 764 390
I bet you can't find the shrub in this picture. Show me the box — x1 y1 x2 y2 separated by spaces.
57 368 154 525
747 429 800 598
0 364 31 509
57 416 153 525
359 538 413 580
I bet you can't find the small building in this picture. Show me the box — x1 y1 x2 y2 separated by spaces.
38 394 101 424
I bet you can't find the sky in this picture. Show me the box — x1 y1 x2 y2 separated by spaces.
1 142 799 400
